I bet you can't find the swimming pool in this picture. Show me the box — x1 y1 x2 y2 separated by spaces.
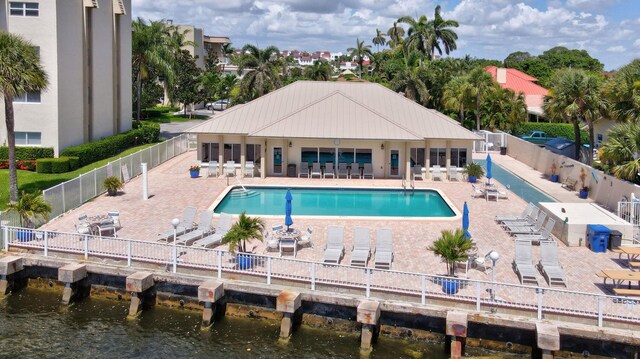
477 159 555 204
213 186 457 218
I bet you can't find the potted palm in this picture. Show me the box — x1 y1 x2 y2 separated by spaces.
7 191 52 241
428 228 474 295
550 161 559 183
222 212 265 270
578 167 589 199
103 176 123 196
463 162 484 183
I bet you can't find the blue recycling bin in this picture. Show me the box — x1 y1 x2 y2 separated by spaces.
586 224 610 253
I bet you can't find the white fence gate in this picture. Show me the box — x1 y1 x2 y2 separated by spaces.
473 130 507 153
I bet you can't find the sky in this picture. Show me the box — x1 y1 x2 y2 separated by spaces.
131 0 640 70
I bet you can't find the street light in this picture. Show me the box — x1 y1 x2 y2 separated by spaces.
489 250 500 300
171 218 180 273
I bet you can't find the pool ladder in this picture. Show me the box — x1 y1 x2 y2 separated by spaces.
402 175 415 195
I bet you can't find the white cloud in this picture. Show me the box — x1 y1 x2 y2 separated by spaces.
606 45 625 52
634 39 640 48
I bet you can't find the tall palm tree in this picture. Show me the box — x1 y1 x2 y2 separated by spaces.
443 75 472 123
480 86 527 131
466 68 494 130
238 44 281 100
599 121 640 181
386 21 405 48
222 212 265 253
304 60 333 81
0 32 48 203
398 15 434 60
602 59 640 122
429 5 459 59
347 38 374 79
390 66 430 104
372 29 386 52
544 69 605 163
132 18 175 121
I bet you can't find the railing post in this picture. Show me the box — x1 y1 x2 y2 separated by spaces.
476 281 481 311
597 296 604 327
94 170 98 197
267 257 272 285
83 234 88 259
79 173 83 203
421 274 426 305
172 244 177 273
61 182 66 212
3 226 9 251
44 231 48 257
365 268 371 298
537 288 544 320
217 251 222 279
127 240 132 267
311 262 316 291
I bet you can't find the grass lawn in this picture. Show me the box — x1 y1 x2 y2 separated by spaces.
143 112 209 124
0 143 156 210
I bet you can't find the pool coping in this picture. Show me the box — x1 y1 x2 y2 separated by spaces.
208 184 462 221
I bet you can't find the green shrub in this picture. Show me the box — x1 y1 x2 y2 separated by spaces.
50 158 70 173
36 158 53 173
152 105 179 113
512 122 588 143
67 156 79 170
141 109 163 118
60 123 160 167
0 146 54 160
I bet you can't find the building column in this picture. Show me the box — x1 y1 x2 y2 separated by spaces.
357 301 381 351
126 272 155 318
282 139 288 177
446 140 451 180
198 280 224 327
445 311 468 359
424 139 430 180
383 141 390 178
240 136 246 178
536 322 560 359
276 290 302 339
58 263 90 305
405 142 411 181
218 135 224 177
262 139 268 178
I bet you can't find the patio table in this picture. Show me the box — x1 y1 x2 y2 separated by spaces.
619 247 640 270
599 269 640 289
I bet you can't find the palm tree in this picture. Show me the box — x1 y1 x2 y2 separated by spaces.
480 87 527 131
372 29 386 52
602 59 640 122
428 229 473 276
386 21 405 48
398 15 434 60
429 5 459 59
237 44 281 100
132 18 175 121
304 60 333 81
599 122 640 181
0 32 48 203
222 212 265 253
6 191 52 228
390 66 430 104
347 38 374 79
219 74 238 101
443 75 472 123
466 68 495 130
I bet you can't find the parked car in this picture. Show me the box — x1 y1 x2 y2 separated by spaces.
206 99 230 111
518 131 554 146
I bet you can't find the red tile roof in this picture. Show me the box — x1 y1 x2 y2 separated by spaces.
485 66 548 96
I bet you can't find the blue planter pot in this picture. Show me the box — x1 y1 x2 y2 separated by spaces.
579 189 589 199
442 278 460 295
468 176 477 183
189 170 200 178
237 255 253 270
550 175 559 183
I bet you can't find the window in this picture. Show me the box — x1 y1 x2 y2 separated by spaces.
355 149 372 165
201 143 219 162
338 148 354 163
246 143 262 163
410 148 425 167
429 148 446 167
224 143 241 163
10 2 39 16
13 91 41 103
14 131 41 145
451 148 468 168
318 147 335 165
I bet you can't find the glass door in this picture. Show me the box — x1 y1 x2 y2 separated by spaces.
390 149 400 177
273 147 283 174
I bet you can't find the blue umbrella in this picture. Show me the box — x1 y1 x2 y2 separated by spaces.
486 154 493 185
285 189 293 230
462 201 471 238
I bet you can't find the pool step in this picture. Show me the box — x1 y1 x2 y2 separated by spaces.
229 189 260 199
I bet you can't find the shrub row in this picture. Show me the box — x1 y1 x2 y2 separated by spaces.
0 159 37 171
36 156 80 173
137 106 179 119
0 146 54 160
512 122 589 144
60 123 160 167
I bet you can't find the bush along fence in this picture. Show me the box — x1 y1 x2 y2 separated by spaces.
0 146 54 171
42 134 189 219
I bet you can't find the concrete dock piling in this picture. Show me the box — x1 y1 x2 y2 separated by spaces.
357 301 381 350
198 280 224 327
276 290 301 339
58 263 89 305
446 311 468 359
536 322 560 359
0 256 25 296
126 272 155 317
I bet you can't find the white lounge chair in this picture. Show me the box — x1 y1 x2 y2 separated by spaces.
374 228 393 269
243 161 254 178
310 163 322 178
512 240 539 285
337 163 349 178
350 163 361 179
501 206 541 227
208 161 219 177
495 203 535 223
362 163 374 179
505 212 547 235
158 207 197 242
175 210 214 246
299 162 310 178
224 161 236 177
192 213 233 248
515 218 556 244
431 165 443 181
323 225 345 264
324 163 335 178
471 185 485 199
412 165 424 180
350 227 371 267
537 241 567 287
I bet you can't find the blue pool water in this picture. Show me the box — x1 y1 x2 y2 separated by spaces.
214 187 456 217
477 159 555 204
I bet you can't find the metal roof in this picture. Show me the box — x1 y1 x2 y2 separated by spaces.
187 81 482 141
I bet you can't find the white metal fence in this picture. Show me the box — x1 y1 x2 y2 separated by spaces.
617 200 640 241
2 225 640 328
473 130 507 153
42 135 189 219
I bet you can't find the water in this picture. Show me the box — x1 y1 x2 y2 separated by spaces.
214 187 456 217
478 159 555 205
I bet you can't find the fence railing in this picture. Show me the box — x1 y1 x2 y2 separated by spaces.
3 225 640 328
42 135 189 219
473 130 507 153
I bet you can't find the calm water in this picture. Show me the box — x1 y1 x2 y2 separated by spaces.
478 159 555 205
214 187 456 217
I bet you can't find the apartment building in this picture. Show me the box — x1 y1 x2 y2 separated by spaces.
0 0 132 156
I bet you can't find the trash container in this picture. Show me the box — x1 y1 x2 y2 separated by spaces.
287 164 297 178
500 146 507 155
586 224 610 253
608 230 623 250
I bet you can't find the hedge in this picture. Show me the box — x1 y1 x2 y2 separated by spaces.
0 146 54 160
512 122 589 144
36 156 80 173
0 159 36 171
60 123 160 167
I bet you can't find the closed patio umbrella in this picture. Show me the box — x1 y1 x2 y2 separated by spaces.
486 154 493 185
462 201 471 238
285 189 293 231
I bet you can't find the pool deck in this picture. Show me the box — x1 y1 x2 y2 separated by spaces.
41 150 625 294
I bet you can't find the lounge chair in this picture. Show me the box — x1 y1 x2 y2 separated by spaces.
208 161 219 177
297 227 313 248
471 185 485 199
412 165 424 180
107 211 121 229
310 163 322 178
374 228 393 269
350 163 361 179
504 212 547 235
299 162 310 178
192 213 233 248
431 165 443 181
224 161 236 177
495 203 535 223
337 163 349 178
362 163 374 179
514 218 556 244
158 206 197 242
497 185 509 200
501 206 541 227
243 161 254 178
324 163 335 178
537 241 567 286
175 210 214 246
512 239 539 285
350 227 371 267
323 225 345 264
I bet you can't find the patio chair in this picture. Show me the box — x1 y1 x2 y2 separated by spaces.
501 206 541 227
224 161 236 177
297 227 313 248
337 163 349 178
192 213 233 248
175 210 214 246
512 240 539 285
471 185 485 199
350 162 361 179
495 203 535 223
472 251 494 273
97 218 117 237
264 232 279 252
497 185 510 200
323 225 345 264
324 162 335 178
158 206 197 242
350 227 371 267
299 162 310 178
75 220 93 235
243 161 254 178
374 228 393 269
514 218 556 244
310 162 323 178
362 163 374 179
412 165 424 180
431 165 443 181
208 161 219 177
107 211 121 229
504 212 547 235
448 167 461 181
537 241 567 287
